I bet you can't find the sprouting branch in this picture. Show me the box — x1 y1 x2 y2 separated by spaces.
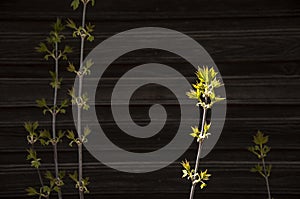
30 18 72 199
181 66 225 199
66 1 95 198
248 131 273 199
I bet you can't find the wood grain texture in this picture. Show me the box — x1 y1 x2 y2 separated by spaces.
0 0 300 198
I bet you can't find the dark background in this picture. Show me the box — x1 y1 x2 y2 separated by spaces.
1 0 300 198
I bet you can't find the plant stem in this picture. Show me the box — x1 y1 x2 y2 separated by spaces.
77 3 87 199
262 158 272 199
53 42 63 199
32 145 44 187
189 106 207 199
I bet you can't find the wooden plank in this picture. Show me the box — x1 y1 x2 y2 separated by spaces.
1 0 300 20
1 32 300 64
1 77 300 106
1 162 300 197
1 60 300 79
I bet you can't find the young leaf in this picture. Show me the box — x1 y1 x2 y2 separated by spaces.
83 126 91 137
71 0 80 10
36 98 47 108
69 171 78 182
253 130 269 145
53 18 65 33
66 19 77 30
36 42 49 53
26 187 38 196
67 62 77 73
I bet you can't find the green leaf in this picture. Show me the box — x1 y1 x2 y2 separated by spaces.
91 0 95 6
83 126 91 137
53 186 60 193
49 70 62 89
58 130 65 140
200 182 207 189
40 129 51 139
204 122 211 133
66 130 75 140
200 169 211 181
36 42 49 53
66 19 77 30
69 171 78 182
42 186 51 194
60 99 69 108
36 98 47 108
24 121 39 133
250 164 263 173
266 164 272 177
26 187 38 196
85 59 94 69
87 35 94 42
86 22 95 33
31 159 41 168
59 170 66 179
63 45 72 54
182 170 188 178
53 18 65 33
26 148 36 160
263 145 271 154
67 62 77 73
186 89 198 100
181 159 191 171
253 130 269 145
71 0 80 10
45 170 54 180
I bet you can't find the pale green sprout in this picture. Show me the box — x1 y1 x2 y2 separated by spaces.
181 160 211 189
248 131 273 199
190 122 211 142
182 66 225 199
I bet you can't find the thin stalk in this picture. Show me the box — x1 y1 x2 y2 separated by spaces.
32 145 44 187
53 42 62 199
77 3 87 199
189 107 207 199
262 158 272 199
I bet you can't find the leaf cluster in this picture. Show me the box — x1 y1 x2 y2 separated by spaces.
181 160 211 189
248 131 272 179
67 59 94 77
190 122 211 142
36 18 72 61
66 19 95 42
186 66 225 109
69 171 90 193
66 126 91 147
248 131 271 159
26 171 65 198
71 0 95 10
36 98 69 115
68 88 90 110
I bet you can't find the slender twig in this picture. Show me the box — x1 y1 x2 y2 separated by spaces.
189 106 207 199
53 42 63 199
32 145 44 187
262 156 272 199
248 131 273 199
77 3 87 199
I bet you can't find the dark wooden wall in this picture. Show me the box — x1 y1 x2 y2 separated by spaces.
1 0 300 198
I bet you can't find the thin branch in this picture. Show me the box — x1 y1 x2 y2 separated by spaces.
32 145 44 187
77 3 87 199
262 158 272 199
53 41 62 199
189 106 207 199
